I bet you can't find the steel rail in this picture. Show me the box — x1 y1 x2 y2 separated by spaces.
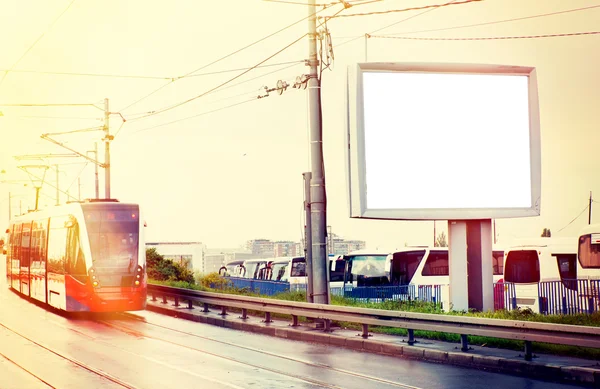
147 284 600 360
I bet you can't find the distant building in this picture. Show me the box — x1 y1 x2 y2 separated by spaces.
146 242 206 273
246 239 275 257
328 232 366 255
273 241 301 257
204 248 258 272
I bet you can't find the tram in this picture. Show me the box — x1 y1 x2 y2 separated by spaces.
5 199 147 312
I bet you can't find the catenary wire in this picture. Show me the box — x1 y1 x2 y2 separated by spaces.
370 31 600 41
334 0 461 49
130 98 258 135
557 205 590 233
118 6 332 113
0 0 77 91
127 33 309 122
379 4 600 36
325 0 482 19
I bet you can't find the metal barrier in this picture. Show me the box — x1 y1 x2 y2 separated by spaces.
147 283 600 361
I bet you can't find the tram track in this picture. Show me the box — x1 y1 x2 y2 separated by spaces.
0 351 52 388
0 321 137 389
100 312 423 389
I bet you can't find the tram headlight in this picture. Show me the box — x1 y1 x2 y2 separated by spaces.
92 280 99 287
135 280 140 286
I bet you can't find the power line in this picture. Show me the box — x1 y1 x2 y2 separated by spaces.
123 62 303 119
185 60 306 78
43 126 103 136
326 0 482 19
557 205 589 233
0 0 77 91
335 0 462 49
118 6 332 113
128 33 309 122
380 4 600 36
10 115 101 120
2 69 174 81
370 31 600 41
130 98 258 135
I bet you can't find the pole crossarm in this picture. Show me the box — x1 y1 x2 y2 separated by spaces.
41 134 106 167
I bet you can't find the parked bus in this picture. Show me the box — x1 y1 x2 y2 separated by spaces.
218 259 245 277
384 246 505 287
265 256 307 285
330 249 392 288
240 258 272 279
577 223 600 277
503 237 578 313
6 199 147 312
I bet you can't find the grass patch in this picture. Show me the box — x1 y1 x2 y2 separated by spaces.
148 279 600 360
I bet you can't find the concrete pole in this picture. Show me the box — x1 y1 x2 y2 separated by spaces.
104 98 111 199
303 172 314 303
94 142 99 199
307 0 329 305
55 165 59 205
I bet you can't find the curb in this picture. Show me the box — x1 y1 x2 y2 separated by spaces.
145 300 600 387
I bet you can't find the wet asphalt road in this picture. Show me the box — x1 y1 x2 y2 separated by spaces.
0 275 586 388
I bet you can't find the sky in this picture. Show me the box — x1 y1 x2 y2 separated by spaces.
0 0 599 250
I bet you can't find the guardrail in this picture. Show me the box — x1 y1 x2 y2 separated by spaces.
147 284 600 361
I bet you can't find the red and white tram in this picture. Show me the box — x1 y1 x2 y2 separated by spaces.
5 199 147 312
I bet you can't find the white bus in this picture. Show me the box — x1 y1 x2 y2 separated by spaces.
329 249 392 289
265 256 307 286
577 223 600 277
503 237 578 313
384 246 505 287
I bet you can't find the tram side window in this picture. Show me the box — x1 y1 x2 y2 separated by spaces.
20 222 32 267
493 251 504 276
47 216 69 274
504 250 540 283
579 235 600 269
421 251 449 276
66 220 86 279
11 224 22 264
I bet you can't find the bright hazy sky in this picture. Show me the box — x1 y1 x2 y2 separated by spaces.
0 0 599 250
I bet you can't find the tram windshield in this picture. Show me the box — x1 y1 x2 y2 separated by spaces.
83 206 140 285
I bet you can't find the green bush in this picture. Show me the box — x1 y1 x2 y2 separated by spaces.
196 272 233 289
146 248 195 284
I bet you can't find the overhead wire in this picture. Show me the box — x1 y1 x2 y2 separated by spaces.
129 98 258 135
334 0 463 49
0 0 77 91
326 0 482 19
127 33 310 122
556 205 590 233
118 5 333 113
370 31 600 41
379 4 600 36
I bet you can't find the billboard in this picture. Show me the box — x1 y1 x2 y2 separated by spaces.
345 62 541 220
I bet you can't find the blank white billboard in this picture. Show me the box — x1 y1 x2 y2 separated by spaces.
346 63 541 220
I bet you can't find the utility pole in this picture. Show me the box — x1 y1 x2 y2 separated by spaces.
94 142 99 199
55 164 59 205
103 98 112 199
303 172 314 303
307 0 329 305
589 191 593 225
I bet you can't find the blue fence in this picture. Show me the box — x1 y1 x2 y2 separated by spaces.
221 277 290 295
496 279 600 315
221 277 442 306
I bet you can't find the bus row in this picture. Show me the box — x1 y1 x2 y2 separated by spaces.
220 224 600 312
